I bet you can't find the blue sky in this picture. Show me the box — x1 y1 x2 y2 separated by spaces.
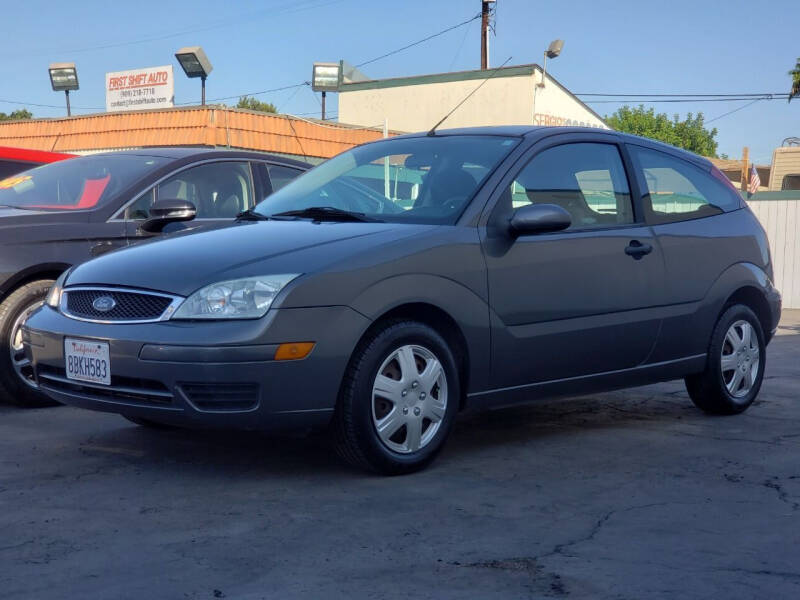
1 0 797 163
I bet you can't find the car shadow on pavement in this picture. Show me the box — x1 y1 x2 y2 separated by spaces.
447 389 699 452
67 388 697 478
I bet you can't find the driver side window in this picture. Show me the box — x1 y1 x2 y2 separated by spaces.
124 161 253 220
509 143 633 230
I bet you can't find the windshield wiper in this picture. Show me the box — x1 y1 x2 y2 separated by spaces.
271 206 382 223
235 208 272 221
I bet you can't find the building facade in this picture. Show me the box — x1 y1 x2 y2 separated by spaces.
337 64 608 133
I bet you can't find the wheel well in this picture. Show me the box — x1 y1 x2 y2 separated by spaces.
365 303 471 409
724 286 772 337
1 269 65 305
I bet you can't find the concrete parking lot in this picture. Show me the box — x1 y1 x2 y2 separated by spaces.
1 313 798 600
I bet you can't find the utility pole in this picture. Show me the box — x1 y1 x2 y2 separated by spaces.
740 146 749 192
481 0 495 70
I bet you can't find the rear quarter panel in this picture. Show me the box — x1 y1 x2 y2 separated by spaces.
648 208 774 361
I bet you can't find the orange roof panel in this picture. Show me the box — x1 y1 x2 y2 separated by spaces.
0 106 389 159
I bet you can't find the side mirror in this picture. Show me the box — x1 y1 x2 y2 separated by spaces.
509 203 571 236
140 199 197 233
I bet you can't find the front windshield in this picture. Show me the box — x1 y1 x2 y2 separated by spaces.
0 154 169 211
255 135 520 224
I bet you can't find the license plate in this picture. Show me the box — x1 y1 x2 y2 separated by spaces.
64 338 111 386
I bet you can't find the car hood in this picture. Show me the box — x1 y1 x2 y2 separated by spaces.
66 219 435 296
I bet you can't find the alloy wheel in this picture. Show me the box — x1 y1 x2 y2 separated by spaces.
8 300 42 390
371 344 448 454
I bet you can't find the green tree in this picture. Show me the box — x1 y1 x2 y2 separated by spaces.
605 105 719 157
0 109 33 121
789 58 800 102
236 96 277 114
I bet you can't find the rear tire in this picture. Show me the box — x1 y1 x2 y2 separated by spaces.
685 304 765 415
0 280 58 407
333 320 459 475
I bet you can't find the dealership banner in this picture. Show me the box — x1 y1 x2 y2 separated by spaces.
105 66 174 112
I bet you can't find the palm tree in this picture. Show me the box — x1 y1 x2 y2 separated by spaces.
790 58 800 103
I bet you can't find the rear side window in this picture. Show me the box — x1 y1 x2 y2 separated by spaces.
267 165 303 192
629 145 740 224
506 142 634 230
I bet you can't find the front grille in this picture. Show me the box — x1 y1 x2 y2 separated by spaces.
64 288 175 322
181 383 259 412
37 365 173 406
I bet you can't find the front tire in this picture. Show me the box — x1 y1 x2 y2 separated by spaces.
0 280 58 407
333 320 460 475
685 304 765 415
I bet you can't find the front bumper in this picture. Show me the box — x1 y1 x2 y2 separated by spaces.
23 305 370 430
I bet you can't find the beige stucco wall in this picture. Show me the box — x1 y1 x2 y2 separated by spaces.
338 69 607 133
529 70 608 130
769 147 800 191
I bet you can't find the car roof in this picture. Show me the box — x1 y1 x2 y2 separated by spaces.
77 147 310 168
0 146 75 163
391 126 711 169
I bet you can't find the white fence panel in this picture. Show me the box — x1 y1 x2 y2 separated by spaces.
748 199 800 309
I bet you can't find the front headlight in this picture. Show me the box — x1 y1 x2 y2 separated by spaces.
171 274 300 320
46 269 71 308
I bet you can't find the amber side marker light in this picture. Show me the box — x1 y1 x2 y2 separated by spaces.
274 342 315 361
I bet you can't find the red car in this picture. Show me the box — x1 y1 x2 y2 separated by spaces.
0 146 74 180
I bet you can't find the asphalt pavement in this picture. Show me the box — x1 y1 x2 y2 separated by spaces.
1 312 799 599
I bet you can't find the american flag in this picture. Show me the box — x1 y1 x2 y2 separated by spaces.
748 163 761 194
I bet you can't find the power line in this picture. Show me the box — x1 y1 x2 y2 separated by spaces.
449 17 475 70
1 12 491 115
355 13 482 68
585 96 787 104
706 98 765 124
9 0 346 59
175 83 309 105
0 98 103 110
185 12 485 106
577 92 789 98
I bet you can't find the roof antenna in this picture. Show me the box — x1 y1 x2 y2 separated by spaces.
427 56 512 136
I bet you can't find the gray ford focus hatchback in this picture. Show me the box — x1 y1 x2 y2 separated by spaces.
23 127 781 474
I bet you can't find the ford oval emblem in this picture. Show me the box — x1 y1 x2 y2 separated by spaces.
92 296 116 313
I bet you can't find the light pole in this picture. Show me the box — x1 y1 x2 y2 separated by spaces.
48 62 79 116
175 46 213 105
311 62 340 120
538 39 564 88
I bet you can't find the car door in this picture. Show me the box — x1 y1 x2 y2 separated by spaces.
122 160 256 241
76 170 128 258
482 137 665 388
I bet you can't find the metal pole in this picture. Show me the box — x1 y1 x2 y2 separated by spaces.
201 75 206 105
540 52 548 88
65 90 71 116
321 91 326 120
384 118 390 199
480 1 490 69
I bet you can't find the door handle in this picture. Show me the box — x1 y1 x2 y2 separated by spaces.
624 240 653 260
